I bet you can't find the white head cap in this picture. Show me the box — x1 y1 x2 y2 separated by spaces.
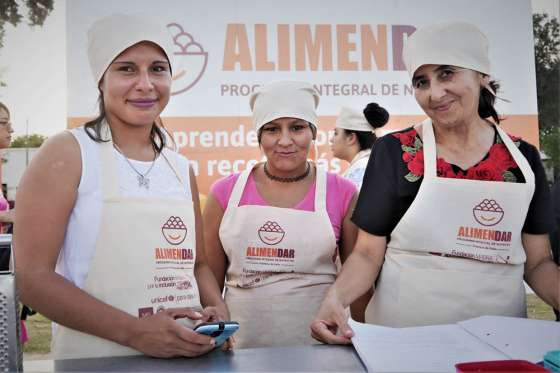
87 13 175 84
335 107 373 132
250 81 320 132
403 22 490 78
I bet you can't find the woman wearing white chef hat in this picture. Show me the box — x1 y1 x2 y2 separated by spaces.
15 13 229 358
203 81 363 348
311 21 558 343
331 103 389 190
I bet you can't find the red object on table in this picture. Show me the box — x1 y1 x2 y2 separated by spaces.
455 360 548 372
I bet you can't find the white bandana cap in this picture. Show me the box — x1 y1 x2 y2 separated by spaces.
403 22 490 78
250 81 320 132
335 106 373 132
87 13 175 84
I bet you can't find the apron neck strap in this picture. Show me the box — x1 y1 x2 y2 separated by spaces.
314 164 327 211
493 125 534 183
227 162 328 211
98 120 187 199
422 118 534 184
421 118 438 178
227 165 253 208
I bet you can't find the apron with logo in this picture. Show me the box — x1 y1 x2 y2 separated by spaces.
220 164 338 348
365 119 535 327
52 137 202 359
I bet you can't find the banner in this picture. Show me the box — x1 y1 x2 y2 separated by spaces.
67 0 539 194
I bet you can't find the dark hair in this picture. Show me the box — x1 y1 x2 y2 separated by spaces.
344 102 390 150
84 94 167 153
478 80 501 124
257 120 317 144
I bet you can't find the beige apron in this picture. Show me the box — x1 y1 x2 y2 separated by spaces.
52 137 202 359
220 163 338 348
365 119 535 327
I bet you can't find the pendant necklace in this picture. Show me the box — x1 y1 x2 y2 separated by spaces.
113 143 158 189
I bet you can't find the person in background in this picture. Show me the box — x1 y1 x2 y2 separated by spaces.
330 103 389 190
14 14 229 359
203 81 363 348
311 21 558 344
0 101 27 345
0 102 14 232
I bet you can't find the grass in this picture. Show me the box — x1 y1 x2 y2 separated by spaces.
22 294 557 358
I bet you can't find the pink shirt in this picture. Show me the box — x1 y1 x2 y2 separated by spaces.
210 171 357 241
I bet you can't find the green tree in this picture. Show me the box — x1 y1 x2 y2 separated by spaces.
0 0 54 86
10 133 46 148
533 13 560 179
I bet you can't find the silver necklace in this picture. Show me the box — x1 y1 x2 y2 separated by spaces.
113 143 158 189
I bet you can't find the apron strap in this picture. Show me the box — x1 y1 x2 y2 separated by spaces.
98 121 188 199
494 125 535 186
99 141 120 200
160 151 190 198
227 164 254 209
314 164 328 212
421 118 438 179
423 118 535 185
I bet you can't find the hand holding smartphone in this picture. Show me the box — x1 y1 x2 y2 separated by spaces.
194 321 239 347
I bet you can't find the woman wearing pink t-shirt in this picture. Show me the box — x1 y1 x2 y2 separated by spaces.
0 102 14 230
0 102 24 344
203 81 367 349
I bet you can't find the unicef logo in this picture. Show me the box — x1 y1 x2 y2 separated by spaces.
167 23 208 95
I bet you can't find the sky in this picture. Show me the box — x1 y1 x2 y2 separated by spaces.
0 0 558 138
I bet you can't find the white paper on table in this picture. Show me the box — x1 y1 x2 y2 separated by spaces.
349 319 508 373
458 316 560 363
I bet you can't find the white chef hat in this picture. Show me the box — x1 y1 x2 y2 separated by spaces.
335 107 373 132
403 22 490 78
249 81 320 132
87 13 175 84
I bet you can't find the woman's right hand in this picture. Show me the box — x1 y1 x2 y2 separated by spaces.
310 293 354 345
127 307 216 358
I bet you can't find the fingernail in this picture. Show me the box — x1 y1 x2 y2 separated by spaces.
210 339 216 347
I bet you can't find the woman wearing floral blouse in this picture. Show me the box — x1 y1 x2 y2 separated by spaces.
311 22 558 343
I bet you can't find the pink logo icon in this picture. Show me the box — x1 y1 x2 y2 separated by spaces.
473 199 504 226
167 23 208 95
162 216 188 245
258 221 285 245
176 277 193 290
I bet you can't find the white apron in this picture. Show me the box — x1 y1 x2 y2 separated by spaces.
220 164 338 348
52 137 202 359
342 149 371 191
365 119 535 327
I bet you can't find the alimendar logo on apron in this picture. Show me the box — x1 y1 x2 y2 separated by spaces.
155 216 194 265
141 216 198 318
453 199 513 263
244 221 296 272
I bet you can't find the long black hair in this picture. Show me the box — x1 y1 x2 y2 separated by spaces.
343 102 389 150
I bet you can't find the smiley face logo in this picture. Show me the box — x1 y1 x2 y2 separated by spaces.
473 199 504 226
167 22 208 96
258 221 285 245
162 216 188 245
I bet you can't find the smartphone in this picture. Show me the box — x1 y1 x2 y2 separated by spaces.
194 321 239 347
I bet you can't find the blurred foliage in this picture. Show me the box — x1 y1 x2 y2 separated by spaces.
10 133 46 148
533 13 560 178
0 0 54 85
